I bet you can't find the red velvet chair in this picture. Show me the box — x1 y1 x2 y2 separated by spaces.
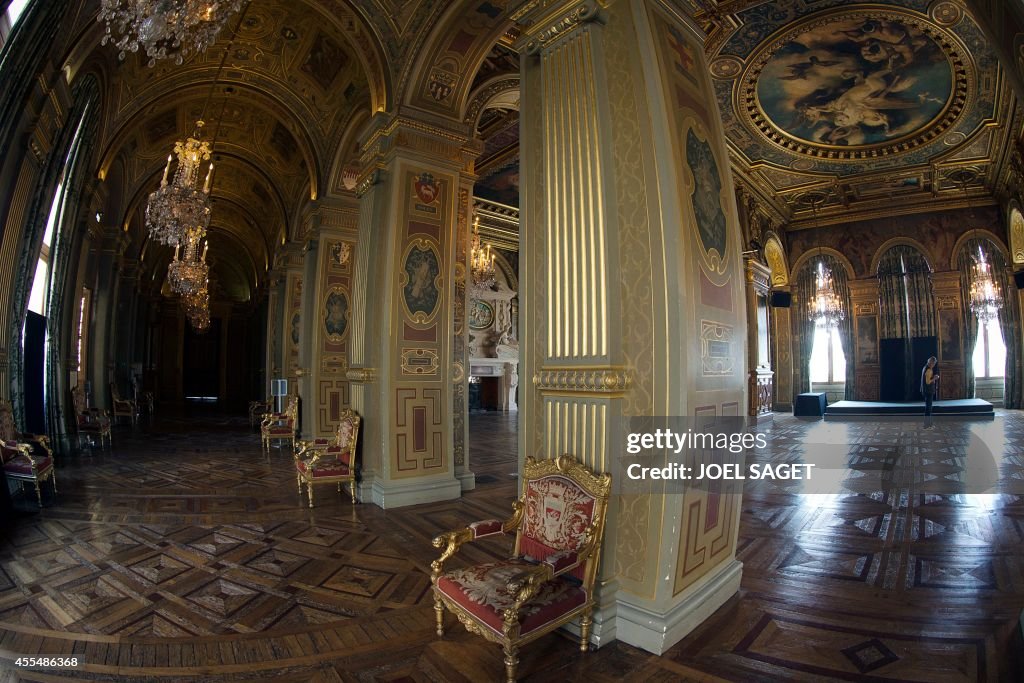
431 454 611 682
260 395 297 452
71 384 111 449
0 400 52 459
1 440 56 506
293 409 360 507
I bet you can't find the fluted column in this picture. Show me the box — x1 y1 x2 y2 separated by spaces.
515 0 748 654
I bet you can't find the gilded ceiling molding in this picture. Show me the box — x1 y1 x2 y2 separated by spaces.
463 76 520 128
402 0 515 120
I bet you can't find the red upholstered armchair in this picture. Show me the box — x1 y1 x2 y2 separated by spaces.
0 400 52 459
248 397 272 428
260 395 297 452
1 440 56 506
71 385 111 449
431 454 611 682
293 409 360 507
109 383 137 424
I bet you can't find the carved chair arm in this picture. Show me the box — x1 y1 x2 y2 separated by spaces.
502 522 603 628
430 502 525 581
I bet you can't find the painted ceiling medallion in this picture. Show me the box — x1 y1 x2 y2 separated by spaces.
741 10 968 160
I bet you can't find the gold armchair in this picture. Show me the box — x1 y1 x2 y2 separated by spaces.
1 440 56 506
293 409 361 507
71 385 111 449
431 454 611 682
248 397 272 428
260 395 298 452
109 383 137 424
0 400 52 459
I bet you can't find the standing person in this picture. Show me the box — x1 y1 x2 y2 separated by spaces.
921 356 940 428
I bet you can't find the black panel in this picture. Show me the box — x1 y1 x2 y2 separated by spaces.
22 312 46 434
770 290 792 307
879 338 906 402
911 336 939 399
1014 269 1024 289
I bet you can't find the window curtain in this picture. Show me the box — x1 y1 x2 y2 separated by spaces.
876 245 937 339
794 254 855 400
958 238 1021 407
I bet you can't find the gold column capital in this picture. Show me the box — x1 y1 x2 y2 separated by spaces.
515 0 607 54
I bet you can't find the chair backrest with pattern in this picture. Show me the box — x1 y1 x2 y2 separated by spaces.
514 454 611 584
0 401 16 442
333 410 361 467
71 385 88 417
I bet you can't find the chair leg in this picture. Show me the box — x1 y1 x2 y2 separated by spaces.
349 481 356 504
434 593 445 636
307 482 315 508
51 470 57 494
579 608 593 652
34 480 42 506
297 473 303 495
503 644 519 683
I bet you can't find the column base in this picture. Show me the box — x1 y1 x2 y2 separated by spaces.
615 559 742 655
456 469 476 492
369 476 462 509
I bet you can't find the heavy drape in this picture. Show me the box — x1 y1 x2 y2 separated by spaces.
794 255 854 400
956 238 1021 406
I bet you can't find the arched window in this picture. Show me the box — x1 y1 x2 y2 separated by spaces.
0 0 30 45
796 253 853 401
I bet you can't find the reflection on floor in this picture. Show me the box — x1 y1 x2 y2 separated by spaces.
0 411 1021 681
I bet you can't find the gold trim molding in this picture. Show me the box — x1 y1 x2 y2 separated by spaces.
346 368 376 383
533 366 631 393
523 2 606 55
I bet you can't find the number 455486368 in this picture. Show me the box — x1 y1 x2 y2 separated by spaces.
13 656 81 669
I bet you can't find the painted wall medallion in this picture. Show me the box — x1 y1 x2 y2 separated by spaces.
324 287 349 341
742 11 967 159
403 242 440 321
290 311 301 346
686 129 728 271
415 172 439 205
468 299 494 330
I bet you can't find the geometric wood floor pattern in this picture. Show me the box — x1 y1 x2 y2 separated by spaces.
0 409 1022 681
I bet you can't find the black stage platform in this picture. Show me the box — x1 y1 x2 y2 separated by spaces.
824 398 995 419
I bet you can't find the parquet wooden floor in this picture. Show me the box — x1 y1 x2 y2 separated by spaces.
0 410 1021 681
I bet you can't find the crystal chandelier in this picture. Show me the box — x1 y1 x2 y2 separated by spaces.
470 215 496 287
968 245 1001 324
98 0 248 67
146 122 213 246
182 285 210 332
167 226 209 296
808 260 844 329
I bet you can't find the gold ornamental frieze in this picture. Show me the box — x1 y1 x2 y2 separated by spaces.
345 367 376 383
533 366 632 394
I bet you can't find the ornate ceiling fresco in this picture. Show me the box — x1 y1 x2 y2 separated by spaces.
700 0 1019 228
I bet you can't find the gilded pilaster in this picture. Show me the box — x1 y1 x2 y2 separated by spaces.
849 278 880 401
515 0 748 655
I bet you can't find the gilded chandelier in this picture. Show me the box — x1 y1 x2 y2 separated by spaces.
183 285 210 332
98 0 247 66
167 226 209 297
808 260 844 329
470 216 496 288
146 122 213 246
969 246 1001 324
